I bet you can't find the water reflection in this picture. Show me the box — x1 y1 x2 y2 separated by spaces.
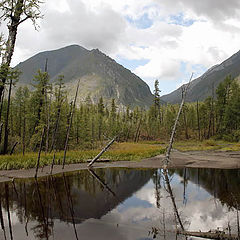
0 168 153 240
0 167 240 239
175 168 240 209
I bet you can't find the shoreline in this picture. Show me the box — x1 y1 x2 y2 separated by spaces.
0 149 240 182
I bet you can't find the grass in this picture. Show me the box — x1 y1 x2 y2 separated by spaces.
218 142 240 151
0 142 166 170
173 139 239 152
0 140 239 170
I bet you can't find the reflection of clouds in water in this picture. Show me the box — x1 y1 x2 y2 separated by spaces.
2 169 239 240
132 174 238 234
166 174 237 232
54 219 128 240
4 204 19 225
135 181 156 206
182 197 236 231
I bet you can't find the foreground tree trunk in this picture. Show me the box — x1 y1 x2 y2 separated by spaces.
164 73 193 167
0 0 42 100
2 78 13 154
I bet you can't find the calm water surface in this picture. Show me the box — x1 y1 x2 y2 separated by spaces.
0 167 240 240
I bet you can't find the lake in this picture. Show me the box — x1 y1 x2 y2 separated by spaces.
0 167 240 240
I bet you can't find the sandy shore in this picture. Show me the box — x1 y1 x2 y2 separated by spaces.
0 149 239 182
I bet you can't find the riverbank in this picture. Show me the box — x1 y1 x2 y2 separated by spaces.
0 149 239 182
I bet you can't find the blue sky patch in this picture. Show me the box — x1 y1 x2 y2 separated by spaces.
146 62 207 95
169 13 196 27
116 57 150 71
125 13 153 29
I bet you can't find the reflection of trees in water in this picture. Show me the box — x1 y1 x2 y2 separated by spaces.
176 168 240 209
150 168 240 239
31 179 53 240
150 169 188 240
152 169 162 209
0 168 153 240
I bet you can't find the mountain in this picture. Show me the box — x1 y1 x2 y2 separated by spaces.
15 45 154 108
161 50 240 103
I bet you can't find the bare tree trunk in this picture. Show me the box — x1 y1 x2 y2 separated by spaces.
0 0 25 100
50 152 55 175
10 141 18 155
134 119 142 142
62 79 80 169
0 123 3 144
22 112 26 155
50 79 64 152
3 78 13 154
45 92 51 153
0 90 5 123
35 127 45 178
88 136 116 168
164 73 193 167
196 100 200 141
50 102 62 152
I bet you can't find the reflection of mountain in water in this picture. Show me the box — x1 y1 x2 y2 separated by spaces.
0 168 154 225
176 168 240 209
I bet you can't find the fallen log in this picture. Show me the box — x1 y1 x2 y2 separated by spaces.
87 137 116 168
177 230 238 240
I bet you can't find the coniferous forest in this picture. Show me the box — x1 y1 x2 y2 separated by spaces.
0 68 239 156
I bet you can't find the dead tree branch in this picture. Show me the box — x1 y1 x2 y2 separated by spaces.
163 73 193 168
87 136 116 168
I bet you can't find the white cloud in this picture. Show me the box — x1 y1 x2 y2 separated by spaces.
1 0 240 94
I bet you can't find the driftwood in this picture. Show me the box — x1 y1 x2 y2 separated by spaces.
177 230 238 239
163 73 193 168
87 137 116 168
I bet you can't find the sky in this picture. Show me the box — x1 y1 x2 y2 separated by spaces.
3 0 240 95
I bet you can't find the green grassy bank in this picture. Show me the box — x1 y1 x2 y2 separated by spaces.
0 142 166 170
0 140 239 170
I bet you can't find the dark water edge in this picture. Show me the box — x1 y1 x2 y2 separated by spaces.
0 167 240 240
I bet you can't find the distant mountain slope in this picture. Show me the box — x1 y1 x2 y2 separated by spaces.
161 50 240 103
15 45 154 108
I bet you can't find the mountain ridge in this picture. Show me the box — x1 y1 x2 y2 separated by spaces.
161 49 240 103
15 45 154 108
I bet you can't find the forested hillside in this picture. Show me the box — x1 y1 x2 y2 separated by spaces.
162 49 240 103
1 71 239 155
